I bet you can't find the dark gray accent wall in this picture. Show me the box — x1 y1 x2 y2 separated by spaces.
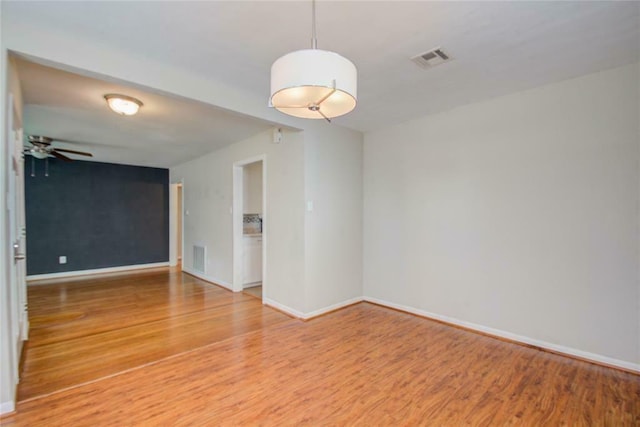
25 158 169 275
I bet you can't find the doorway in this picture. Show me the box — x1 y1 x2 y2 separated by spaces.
169 182 183 268
232 156 266 301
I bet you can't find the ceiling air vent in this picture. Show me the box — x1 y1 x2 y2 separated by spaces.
411 48 452 69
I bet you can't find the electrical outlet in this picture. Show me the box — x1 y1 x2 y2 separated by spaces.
59 256 67 264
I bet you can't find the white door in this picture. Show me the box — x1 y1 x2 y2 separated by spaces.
13 128 28 340
6 97 28 383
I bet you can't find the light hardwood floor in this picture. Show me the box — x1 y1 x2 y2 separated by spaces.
3 268 638 425
17 268 291 401
243 284 262 299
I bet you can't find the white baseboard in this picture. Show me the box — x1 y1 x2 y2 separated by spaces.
303 296 364 319
27 262 170 282
364 296 640 373
243 282 262 289
263 296 364 320
182 268 233 291
263 298 306 319
0 400 15 416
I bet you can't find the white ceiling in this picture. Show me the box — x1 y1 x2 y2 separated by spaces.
6 1 640 167
15 58 275 168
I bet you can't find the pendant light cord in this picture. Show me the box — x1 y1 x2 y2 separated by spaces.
311 0 317 49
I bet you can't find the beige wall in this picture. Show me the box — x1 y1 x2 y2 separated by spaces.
364 63 640 367
304 123 364 314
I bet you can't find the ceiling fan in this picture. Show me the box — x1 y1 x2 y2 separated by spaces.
24 135 93 162
25 135 94 177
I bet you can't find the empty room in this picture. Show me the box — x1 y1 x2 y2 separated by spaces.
0 1 638 425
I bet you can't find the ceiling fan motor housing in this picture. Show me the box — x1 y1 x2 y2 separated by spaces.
28 135 53 146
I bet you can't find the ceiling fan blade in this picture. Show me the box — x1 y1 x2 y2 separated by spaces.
27 141 48 149
51 151 73 162
54 148 93 157
51 138 89 145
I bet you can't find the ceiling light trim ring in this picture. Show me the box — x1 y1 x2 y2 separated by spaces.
272 91 357 121
104 93 144 116
270 86 357 108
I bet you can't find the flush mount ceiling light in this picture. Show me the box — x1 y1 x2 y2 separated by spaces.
104 94 143 116
269 0 357 122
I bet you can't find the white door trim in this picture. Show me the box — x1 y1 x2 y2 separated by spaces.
232 155 266 299
169 180 184 268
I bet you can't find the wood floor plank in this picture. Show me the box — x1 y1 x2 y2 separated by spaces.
6 270 639 425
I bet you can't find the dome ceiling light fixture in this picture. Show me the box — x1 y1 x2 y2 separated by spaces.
104 94 143 116
269 0 357 123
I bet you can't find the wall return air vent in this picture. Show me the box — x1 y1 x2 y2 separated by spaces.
411 47 452 69
193 245 206 274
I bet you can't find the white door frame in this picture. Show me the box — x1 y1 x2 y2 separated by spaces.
232 155 266 298
169 181 184 267
178 183 183 263
4 92 27 390
13 127 27 341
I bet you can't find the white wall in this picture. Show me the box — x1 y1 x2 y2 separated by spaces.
171 129 307 312
304 123 364 313
243 161 262 214
364 63 640 367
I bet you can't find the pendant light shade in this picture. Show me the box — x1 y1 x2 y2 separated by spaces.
269 0 357 122
270 49 357 120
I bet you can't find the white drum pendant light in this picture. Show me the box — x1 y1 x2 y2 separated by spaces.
270 0 357 122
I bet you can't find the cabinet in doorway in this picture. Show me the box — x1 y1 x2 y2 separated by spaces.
243 235 262 286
